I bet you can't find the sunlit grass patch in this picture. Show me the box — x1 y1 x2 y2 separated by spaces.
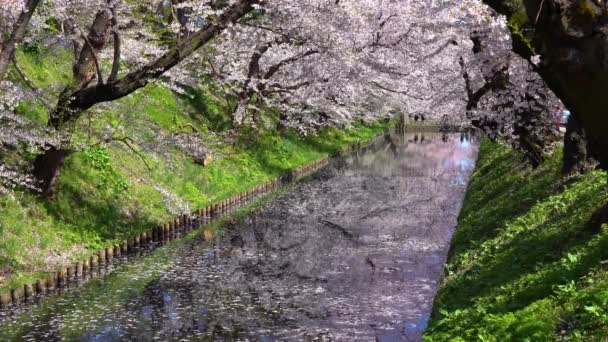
425 140 608 341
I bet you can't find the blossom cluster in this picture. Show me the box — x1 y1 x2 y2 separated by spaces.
0 0 561 195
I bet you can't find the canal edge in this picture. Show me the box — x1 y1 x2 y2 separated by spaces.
0 131 386 309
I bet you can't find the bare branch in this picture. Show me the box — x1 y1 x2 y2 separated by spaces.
108 2 121 81
263 49 319 79
79 32 104 86
368 80 427 100
419 37 458 60
68 0 260 112
114 137 152 171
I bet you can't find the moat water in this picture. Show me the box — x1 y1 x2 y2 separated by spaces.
0 132 478 341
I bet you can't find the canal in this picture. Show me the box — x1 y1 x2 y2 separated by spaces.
0 131 478 341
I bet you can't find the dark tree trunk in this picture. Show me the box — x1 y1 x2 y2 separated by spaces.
516 135 545 168
590 203 608 234
251 105 261 127
482 0 608 170
31 6 112 198
0 51 13 81
562 110 595 177
250 96 265 127
512 88 558 168
32 147 71 198
277 112 288 134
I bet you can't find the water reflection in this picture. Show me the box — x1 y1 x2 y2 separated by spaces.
0 132 478 342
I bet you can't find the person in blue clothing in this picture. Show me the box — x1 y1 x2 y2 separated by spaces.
561 110 570 125
554 109 570 133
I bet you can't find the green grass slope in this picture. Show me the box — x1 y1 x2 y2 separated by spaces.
425 140 608 341
0 48 391 293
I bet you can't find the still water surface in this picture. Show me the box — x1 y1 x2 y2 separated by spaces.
0 132 478 341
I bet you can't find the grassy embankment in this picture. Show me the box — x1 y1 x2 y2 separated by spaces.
425 140 608 341
0 47 391 293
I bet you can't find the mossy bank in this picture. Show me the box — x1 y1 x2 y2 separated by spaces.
0 48 392 293
425 140 608 340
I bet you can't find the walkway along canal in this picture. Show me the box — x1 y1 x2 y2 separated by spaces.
0 131 478 341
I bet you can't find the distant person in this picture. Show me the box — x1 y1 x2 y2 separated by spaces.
421 114 426 121
414 114 419 122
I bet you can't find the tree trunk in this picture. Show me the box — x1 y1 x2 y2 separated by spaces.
512 94 557 168
32 147 71 198
562 110 596 177
29 6 112 198
482 0 608 170
0 0 41 81
277 112 288 134
251 97 263 127
252 107 261 127
590 202 608 234
232 96 250 126
0 52 12 81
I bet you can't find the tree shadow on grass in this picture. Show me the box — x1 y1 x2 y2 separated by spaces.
42 163 158 242
437 182 608 316
179 86 233 132
448 156 560 261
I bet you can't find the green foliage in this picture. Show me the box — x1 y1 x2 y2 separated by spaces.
0 119 387 292
13 48 72 89
14 99 48 125
130 84 182 130
0 193 74 291
5 47 72 125
0 46 389 293
507 16 536 58
425 140 608 341
503 4 536 59
82 146 129 197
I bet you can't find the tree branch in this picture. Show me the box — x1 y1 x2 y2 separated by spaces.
368 80 426 100
534 0 546 26
68 0 260 112
108 1 121 81
239 21 283 34
263 49 319 80
264 80 312 94
419 37 458 60
0 0 42 81
114 137 152 171
459 57 474 99
79 31 105 86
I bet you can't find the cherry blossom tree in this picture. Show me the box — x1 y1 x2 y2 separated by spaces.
21 0 260 196
459 25 561 166
480 0 608 171
0 0 565 196
205 0 490 130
